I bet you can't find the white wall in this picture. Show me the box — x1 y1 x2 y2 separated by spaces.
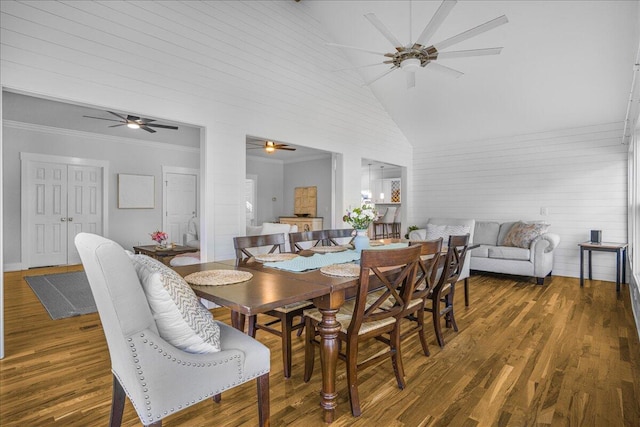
2 121 200 269
0 0 412 263
283 157 332 221
411 122 628 280
246 156 284 225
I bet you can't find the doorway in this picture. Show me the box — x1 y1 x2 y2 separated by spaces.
20 153 109 268
162 166 199 246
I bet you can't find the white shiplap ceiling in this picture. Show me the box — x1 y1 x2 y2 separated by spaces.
303 0 640 146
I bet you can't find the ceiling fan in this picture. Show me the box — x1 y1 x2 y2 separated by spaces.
248 141 296 153
83 111 179 133
329 0 508 88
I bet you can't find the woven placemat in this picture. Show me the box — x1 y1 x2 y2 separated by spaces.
310 246 348 254
185 270 253 286
320 263 360 277
369 241 385 247
254 253 299 263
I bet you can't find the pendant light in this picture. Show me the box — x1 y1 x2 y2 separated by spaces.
379 166 385 202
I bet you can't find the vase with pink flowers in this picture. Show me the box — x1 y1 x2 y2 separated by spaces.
150 230 169 249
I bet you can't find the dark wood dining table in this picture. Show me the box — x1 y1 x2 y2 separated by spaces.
173 256 363 423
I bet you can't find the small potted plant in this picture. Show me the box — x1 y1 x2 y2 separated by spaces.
150 230 169 249
343 203 377 251
405 225 419 240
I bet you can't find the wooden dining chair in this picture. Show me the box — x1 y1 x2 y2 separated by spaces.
425 234 470 348
326 228 355 247
233 233 312 378
288 230 330 253
405 237 444 356
303 245 422 417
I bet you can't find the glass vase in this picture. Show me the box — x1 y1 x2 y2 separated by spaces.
353 229 370 252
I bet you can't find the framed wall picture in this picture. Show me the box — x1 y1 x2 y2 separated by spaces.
118 174 155 208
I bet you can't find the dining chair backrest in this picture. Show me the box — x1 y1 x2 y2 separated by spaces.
379 207 397 223
438 234 471 287
289 230 330 252
326 228 355 246
234 233 286 259
351 245 422 335
408 237 444 300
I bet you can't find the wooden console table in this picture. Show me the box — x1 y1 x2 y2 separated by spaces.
133 245 198 265
578 242 628 292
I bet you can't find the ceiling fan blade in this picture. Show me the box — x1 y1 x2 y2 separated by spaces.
433 15 508 51
427 62 464 78
363 66 398 86
83 115 121 122
108 123 126 128
326 42 387 56
107 111 128 121
278 147 296 151
436 47 503 59
140 125 157 133
138 118 156 123
146 123 179 130
364 13 403 48
414 0 457 47
406 72 416 89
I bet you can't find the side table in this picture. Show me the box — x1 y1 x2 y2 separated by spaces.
133 245 199 266
578 242 628 292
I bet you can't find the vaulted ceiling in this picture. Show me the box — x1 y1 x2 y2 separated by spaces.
304 1 639 146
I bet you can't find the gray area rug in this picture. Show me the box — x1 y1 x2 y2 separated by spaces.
25 271 97 320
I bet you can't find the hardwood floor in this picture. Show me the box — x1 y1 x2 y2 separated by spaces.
1 267 639 426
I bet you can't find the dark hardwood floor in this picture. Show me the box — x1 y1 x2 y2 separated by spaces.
1 266 639 426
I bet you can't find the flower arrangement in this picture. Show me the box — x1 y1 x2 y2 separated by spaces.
150 230 168 245
343 203 377 230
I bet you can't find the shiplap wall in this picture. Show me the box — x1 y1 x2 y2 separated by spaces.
410 122 628 280
0 0 412 261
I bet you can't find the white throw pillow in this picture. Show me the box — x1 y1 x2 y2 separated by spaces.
128 254 221 353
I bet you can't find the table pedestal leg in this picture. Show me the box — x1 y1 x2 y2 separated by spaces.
313 291 345 424
317 307 340 423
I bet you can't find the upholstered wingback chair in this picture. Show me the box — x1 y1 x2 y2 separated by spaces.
75 233 270 426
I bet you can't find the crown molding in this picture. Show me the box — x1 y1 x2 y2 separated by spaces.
3 120 200 153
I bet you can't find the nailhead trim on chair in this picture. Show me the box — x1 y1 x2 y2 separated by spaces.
127 332 269 424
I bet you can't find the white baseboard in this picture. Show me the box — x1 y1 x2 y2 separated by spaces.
3 263 24 272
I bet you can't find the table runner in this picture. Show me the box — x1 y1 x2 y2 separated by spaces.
264 242 408 272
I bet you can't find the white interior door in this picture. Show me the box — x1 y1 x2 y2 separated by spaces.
27 161 69 267
66 165 103 264
25 161 103 267
163 168 198 245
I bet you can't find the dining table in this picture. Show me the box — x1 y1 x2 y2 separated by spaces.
172 239 412 423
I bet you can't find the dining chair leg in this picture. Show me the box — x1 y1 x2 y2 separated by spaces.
248 314 258 338
282 315 293 378
432 302 446 348
464 278 470 307
416 304 430 356
110 374 125 427
256 372 270 427
303 318 315 382
390 324 406 389
346 340 362 417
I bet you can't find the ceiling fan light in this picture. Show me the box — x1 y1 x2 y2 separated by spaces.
127 122 140 129
400 58 421 72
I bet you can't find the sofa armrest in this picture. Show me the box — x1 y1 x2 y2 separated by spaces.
532 233 560 253
531 233 560 278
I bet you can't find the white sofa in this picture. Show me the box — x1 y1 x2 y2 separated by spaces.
409 218 560 285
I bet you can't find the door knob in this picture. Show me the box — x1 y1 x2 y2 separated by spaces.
61 218 67 222
68 217 73 222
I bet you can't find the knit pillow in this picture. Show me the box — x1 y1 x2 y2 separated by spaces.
425 224 470 242
503 221 550 249
129 254 220 353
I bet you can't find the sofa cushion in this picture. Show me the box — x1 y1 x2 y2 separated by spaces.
474 221 500 246
502 221 551 249
470 245 490 258
488 246 531 260
425 223 471 242
129 254 221 353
